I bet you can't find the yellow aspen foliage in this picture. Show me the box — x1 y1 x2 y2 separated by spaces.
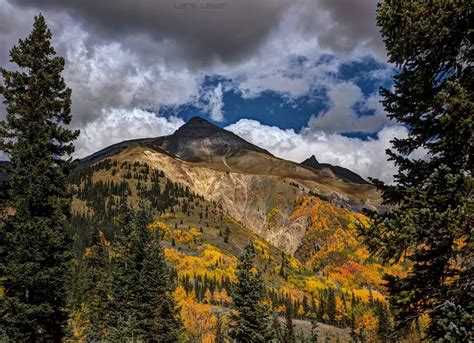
69 304 88 342
357 310 378 340
165 245 237 282
289 255 303 270
204 289 213 304
335 296 345 322
163 247 184 262
148 221 170 238
281 286 306 302
174 285 188 304
305 277 327 293
213 288 232 306
354 247 370 261
174 286 216 341
173 227 201 244
253 239 272 260
351 289 385 303
297 305 305 318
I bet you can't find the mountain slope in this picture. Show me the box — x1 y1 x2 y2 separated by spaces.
65 116 407 341
71 117 388 255
301 155 369 185
78 117 381 208
68 147 399 341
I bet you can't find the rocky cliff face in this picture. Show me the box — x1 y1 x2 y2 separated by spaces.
109 144 377 255
76 116 384 255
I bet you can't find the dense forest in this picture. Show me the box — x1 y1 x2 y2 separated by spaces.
66 158 394 341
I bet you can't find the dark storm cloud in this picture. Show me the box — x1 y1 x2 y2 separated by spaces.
8 0 292 65
320 0 384 55
1 0 393 166
295 0 385 58
0 2 35 66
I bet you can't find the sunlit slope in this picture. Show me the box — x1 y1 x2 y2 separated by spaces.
107 145 381 254
71 146 400 297
77 117 383 213
68 134 405 340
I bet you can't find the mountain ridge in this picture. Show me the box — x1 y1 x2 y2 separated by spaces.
301 155 369 185
75 116 369 187
149 116 273 162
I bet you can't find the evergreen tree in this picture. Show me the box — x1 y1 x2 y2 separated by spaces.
326 289 336 325
283 298 296 343
79 230 112 341
0 14 79 341
230 243 274 342
214 314 226 343
147 228 183 342
376 303 392 342
360 1 473 341
107 202 140 339
109 200 182 341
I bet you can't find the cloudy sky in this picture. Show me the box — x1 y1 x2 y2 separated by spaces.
0 0 406 182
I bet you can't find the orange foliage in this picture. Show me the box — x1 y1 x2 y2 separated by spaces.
213 288 232 306
290 195 401 300
174 286 217 341
358 310 378 337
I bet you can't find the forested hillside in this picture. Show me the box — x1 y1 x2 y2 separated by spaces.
65 153 414 342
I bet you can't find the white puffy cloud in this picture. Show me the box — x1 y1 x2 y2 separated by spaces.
226 118 406 183
208 11 340 99
56 24 201 126
74 108 184 158
206 83 225 122
308 82 391 134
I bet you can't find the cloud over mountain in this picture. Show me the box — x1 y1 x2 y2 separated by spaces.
0 0 397 182
226 119 404 183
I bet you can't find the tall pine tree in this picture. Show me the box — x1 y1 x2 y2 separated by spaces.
360 1 473 341
283 298 296 343
77 230 112 341
109 198 182 342
0 14 79 341
230 243 274 342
